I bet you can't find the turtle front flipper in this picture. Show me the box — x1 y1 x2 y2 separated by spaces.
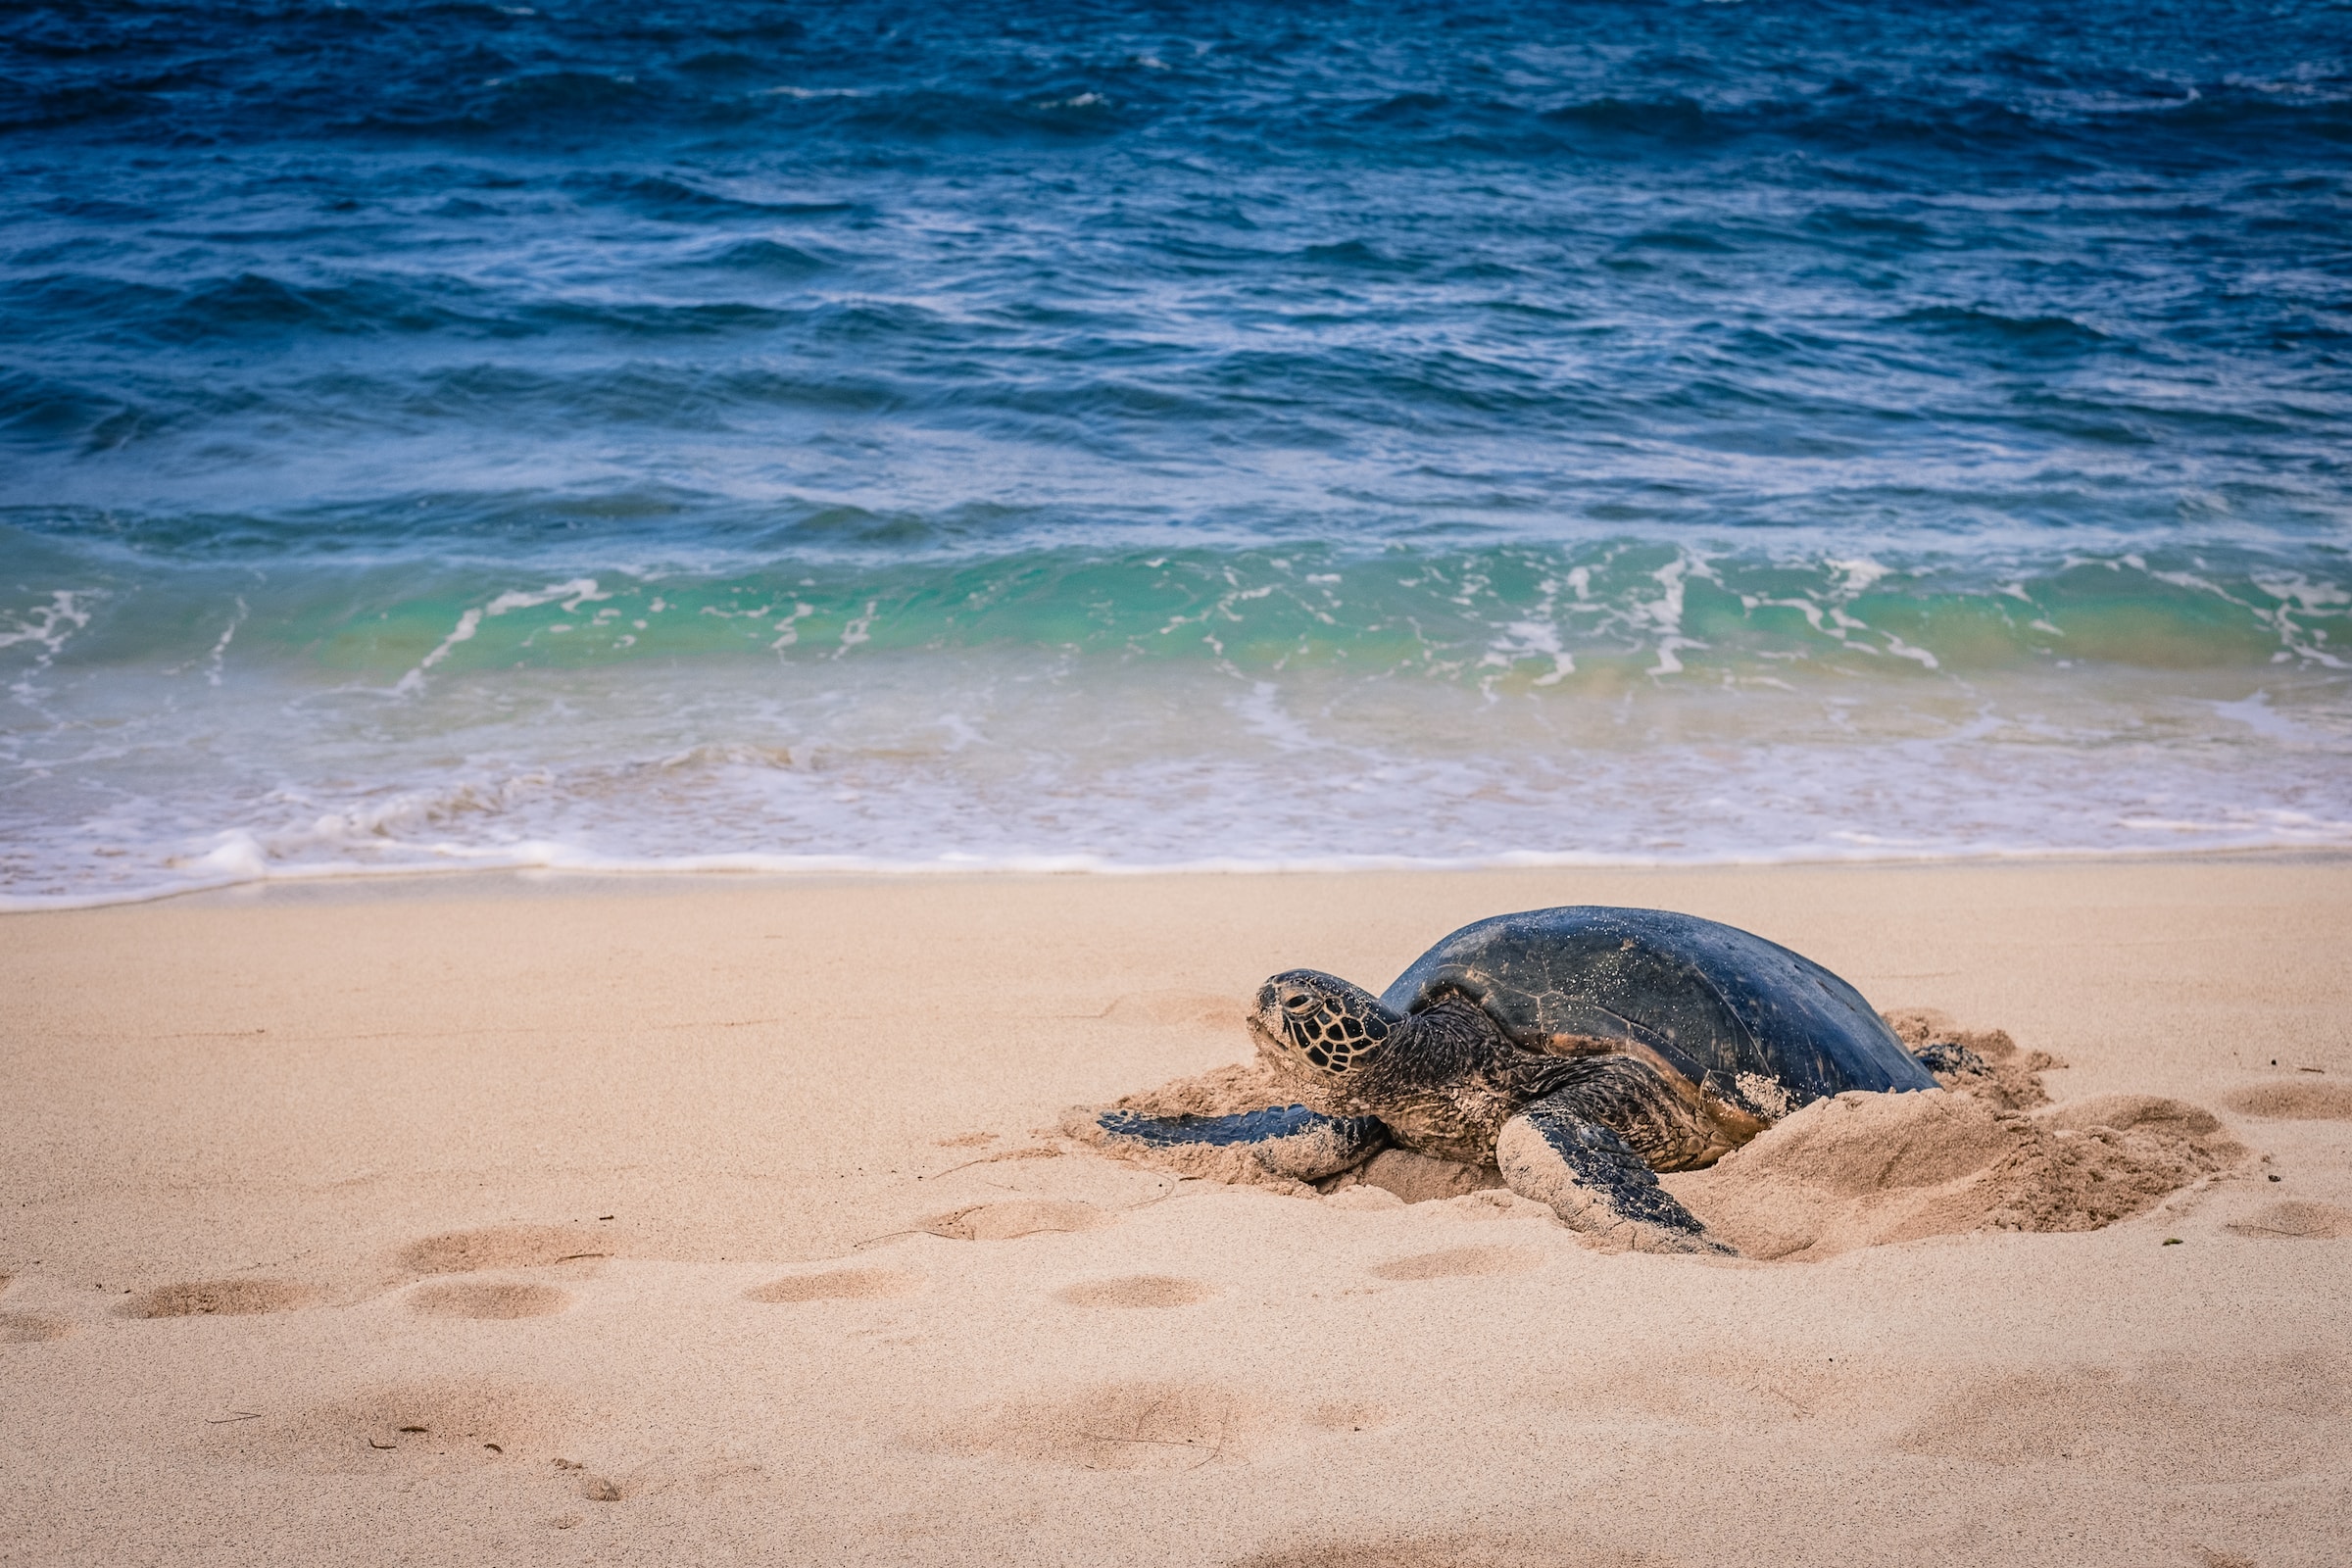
1087 1104 1388 1183
1495 1093 1730 1255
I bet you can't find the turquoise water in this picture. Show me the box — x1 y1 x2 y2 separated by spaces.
4 1 2349 903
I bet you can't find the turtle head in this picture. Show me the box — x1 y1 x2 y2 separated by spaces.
1250 969 1402 1078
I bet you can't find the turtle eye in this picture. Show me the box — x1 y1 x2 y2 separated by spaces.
1282 993 1315 1012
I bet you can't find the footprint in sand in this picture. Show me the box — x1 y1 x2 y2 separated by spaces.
921 1200 1105 1241
2227 1200 2352 1240
1054 1275 1215 1308
125 1280 318 1318
400 1226 612 1274
937 1380 1266 1471
209 1376 570 1472
1 1312 76 1344
408 1281 570 1319
2224 1082 2352 1120
1370 1246 1541 1282
747 1268 923 1303
1896 1350 2352 1483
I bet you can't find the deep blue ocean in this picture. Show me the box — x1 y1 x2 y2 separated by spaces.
3 0 2349 904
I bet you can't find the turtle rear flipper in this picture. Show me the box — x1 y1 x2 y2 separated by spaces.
1496 1097 1730 1255
1087 1104 1387 1182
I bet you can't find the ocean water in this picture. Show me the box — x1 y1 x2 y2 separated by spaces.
3 0 2349 906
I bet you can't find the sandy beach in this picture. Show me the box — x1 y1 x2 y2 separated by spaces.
3 858 2349 1567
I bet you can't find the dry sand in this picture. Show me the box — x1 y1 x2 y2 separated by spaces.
2 859 2349 1566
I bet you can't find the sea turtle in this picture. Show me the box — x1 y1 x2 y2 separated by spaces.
1092 906 1937 1252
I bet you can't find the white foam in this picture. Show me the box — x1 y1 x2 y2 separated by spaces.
1880 632 1939 669
1480 574 1577 686
396 578 607 694
1 588 98 709
0 589 96 656
15 825 2352 916
1826 557 1890 596
1635 555 1712 676
204 598 247 687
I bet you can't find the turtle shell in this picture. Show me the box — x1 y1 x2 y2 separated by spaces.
1380 906 1932 1116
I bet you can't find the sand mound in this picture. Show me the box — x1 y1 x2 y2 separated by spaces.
1669 1089 2243 1260
1881 1007 2060 1110
125 1279 318 1318
2223 1080 2352 1119
747 1268 924 1303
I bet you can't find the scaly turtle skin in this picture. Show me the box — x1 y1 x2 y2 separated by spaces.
1092 906 1936 1252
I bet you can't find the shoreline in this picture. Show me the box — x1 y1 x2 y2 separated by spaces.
10 838 2352 917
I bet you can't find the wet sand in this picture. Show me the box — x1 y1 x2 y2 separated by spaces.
3 859 2348 1566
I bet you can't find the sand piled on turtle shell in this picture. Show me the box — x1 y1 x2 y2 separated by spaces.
1882 1006 2062 1110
